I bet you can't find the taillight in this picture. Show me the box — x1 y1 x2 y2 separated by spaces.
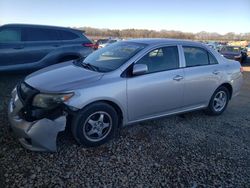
83 43 95 48
240 67 244 73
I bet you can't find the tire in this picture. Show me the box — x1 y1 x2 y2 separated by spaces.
71 102 119 147
205 86 230 116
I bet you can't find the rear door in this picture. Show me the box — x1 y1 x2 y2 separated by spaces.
22 27 62 65
0 26 27 67
58 30 80 46
182 46 221 109
58 30 93 56
127 46 184 121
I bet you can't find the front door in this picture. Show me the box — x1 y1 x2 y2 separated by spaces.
127 46 184 121
0 27 27 67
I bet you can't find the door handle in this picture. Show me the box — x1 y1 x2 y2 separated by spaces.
13 46 24 49
213 70 220 75
173 75 184 81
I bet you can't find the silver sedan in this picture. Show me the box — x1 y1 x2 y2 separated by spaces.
8 39 243 151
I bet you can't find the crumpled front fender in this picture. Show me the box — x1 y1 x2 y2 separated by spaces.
18 116 67 152
8 87 67 152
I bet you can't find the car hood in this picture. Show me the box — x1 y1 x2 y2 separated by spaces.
25 61 103 92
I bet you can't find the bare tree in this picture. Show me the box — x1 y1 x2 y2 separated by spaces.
79 27 250 42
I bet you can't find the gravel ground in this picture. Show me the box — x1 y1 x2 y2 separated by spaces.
0 62 250 187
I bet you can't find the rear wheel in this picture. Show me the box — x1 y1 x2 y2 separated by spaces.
205 86 229 115
71 102 118 147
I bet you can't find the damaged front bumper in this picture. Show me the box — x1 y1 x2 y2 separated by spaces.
8 87 67 152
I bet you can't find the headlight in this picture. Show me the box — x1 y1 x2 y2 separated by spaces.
32 93 74 108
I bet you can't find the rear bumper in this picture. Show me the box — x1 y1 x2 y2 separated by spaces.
8 87 66 152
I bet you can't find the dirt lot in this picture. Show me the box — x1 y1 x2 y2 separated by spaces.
0 61 250 187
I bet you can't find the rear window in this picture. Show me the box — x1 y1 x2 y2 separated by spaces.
183 46 218 66
59 30 79 40
0 28 21 42
23 28 60 41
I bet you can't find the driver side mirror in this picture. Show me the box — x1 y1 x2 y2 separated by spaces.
132 64 148 76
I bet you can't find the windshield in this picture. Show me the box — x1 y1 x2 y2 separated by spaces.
222 46 241 53
82 41 147 72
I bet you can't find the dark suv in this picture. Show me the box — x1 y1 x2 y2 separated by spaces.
0 24 94 72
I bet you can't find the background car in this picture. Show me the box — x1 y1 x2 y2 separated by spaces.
216 44 225 52
94 39 109 50
206 42 218 50
0 24 94 72
95 38 120 49
219 45 247 63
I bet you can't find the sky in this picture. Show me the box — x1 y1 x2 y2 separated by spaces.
0 0 249 34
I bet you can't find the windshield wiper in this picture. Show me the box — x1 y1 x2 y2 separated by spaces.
73 58 100 72
81 62 99 72
73 57 100 72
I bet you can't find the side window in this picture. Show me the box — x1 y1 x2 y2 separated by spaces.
59 30 79 40
183 47 209 67
208 53 218 64
23 28 60 41
136 46 179 73
0 28 21 42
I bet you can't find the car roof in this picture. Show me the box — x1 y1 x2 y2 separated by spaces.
1 23 83 32
127 38 204 46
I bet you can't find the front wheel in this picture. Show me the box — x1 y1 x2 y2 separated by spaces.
205 86 230 116
71 102 118 147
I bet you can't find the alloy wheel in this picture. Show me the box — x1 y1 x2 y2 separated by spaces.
213 91 227 112
83 111 112 142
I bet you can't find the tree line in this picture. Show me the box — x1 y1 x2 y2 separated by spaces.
76 27 250 41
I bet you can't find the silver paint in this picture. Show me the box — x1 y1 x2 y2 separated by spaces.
8 39 243 151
